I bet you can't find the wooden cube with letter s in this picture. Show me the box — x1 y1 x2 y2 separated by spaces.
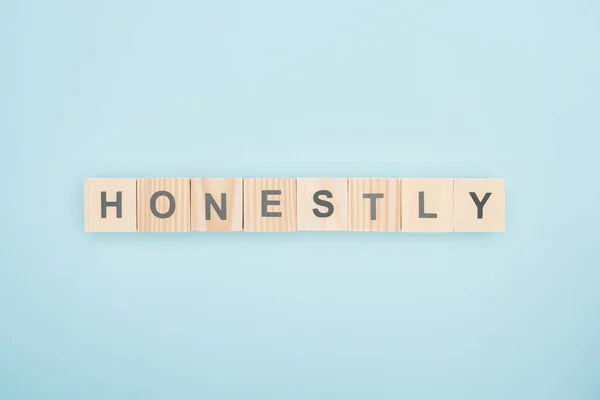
297 178 348 231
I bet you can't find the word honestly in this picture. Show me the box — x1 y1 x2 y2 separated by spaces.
84 178 505 232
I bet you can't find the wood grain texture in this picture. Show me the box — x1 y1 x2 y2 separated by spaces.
297 178 348 231
243 178 297 232
348 178 401 231
190 178 242 231
401 178 453 232
454 179 505 232
137 178 190 232
84 178 137 232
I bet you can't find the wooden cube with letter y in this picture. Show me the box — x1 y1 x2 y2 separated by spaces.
191 178 243 231
84 178 137 232
137 178 190 232
401 178 453 232
454 179 505 232
243 178 297 232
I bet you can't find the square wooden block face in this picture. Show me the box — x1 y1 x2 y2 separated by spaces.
401 179 453 232
454 179 505 232
84 178 137 232
348 178 401 231
137 178 190 232
297 178 348 231
190 178 242 231
243 178 297 232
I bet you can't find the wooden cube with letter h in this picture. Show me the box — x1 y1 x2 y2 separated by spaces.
84 178 137 232
454 179 505 232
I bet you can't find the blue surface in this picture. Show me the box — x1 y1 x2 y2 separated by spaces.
2 0 600 398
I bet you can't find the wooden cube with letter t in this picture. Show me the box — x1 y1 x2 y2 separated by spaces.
454 179 505 232
401 178 453 232
348 178 401 231
84 178 137 232
297 178 348 231
190 178 243 231
243 178 297 232
137 178 190 232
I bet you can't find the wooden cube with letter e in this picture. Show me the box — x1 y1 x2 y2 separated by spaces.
243 178 297 232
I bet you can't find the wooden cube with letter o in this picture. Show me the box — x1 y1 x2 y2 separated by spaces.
137 178 190 232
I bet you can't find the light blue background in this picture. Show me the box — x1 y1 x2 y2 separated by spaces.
2 0 600 398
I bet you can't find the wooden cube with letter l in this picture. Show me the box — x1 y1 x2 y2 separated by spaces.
243 178 297 232
401 178 453 232
84 178 137 232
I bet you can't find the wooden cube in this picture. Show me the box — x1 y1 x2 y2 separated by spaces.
137 178 190 232
454 179 505 232
190 178 242 231
84 178 137 232
297 178 348 231
243 178 296 232
348 178 401 231
401 178 453 232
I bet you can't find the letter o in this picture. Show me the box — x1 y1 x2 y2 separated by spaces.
150 191 176 219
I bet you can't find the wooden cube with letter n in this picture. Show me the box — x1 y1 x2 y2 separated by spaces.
191 178 243 231
454 179 505 232
84 178 137 232
348 178 401 231
137 178 190 232
401 178 453 232
243 178 297 232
